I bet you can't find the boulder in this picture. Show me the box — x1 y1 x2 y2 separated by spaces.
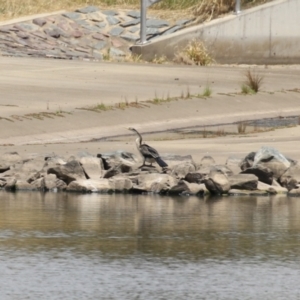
241 165 273 185
44 174 67 191
199 155 216 168
98 151 138 170
288 187 300 196
171 162 196 178
161 154 194 168
257 181 288 195
108 176 133 192
203 169 230 195
15 179 34 190
184 172 204 184
4 177 17 191
47 160 87 184
103 164 133 178
279 163 300 190
80 156 104 179
226 156 243 174
31 177 46 191
252 146 291 179
134 173 178 193
169 180 207 195
239 151 256 171
228 174 258 190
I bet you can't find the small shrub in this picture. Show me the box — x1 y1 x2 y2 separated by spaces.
174 40 214 66
243 69 264 93
202 85 212 97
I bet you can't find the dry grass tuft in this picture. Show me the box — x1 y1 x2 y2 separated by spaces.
192 0 235 23
243 69 264 93
174 40 214 66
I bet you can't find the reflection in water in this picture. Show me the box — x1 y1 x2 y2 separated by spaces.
0 192 300 299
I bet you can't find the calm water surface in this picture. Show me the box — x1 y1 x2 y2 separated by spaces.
0 192 300 299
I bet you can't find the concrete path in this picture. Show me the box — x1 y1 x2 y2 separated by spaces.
0 56 300 162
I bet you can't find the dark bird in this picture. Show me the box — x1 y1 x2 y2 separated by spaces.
128 127 168 168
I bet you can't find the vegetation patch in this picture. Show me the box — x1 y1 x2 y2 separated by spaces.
174 40 214 66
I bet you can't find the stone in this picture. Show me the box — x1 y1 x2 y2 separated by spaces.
44 174 67 191
127 11 140 18
225 156 242 174
146 28 160 35
200 155 216 168
111 38 123 48
102 10 118 16
76 6 100 14
146 19 169 28
4 178 16 191
128 26 139 33
80 156 104 179
95 22 106 28
93 41 107 50
33 18 47 27
110 47 125 57
257 181 288 194
203 169 230 195
109 27 124 36
86 12 103 22
162 25 182 35
92 33 106 40
31 177 46 191
228 174 258 190
239 151 256 171
62 12 83 20
14 23 40 31
288 187 300 196
241 165 273 185
176 19 193 26
120 34 139 42
47 160 87 185
44 28 61 38
16 31 29 39
134 173 178 194
120 18 140 27
169 180 207 195
161 154 194 168
107 16 121 26
171 162 196 179
99 151 137 169
184 172 204 184
73 30 83 38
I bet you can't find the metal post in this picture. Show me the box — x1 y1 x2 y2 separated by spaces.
235 0 241 14
139 0 148 44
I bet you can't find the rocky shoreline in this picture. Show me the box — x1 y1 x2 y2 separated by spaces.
1 146 300 197
0 5 193 60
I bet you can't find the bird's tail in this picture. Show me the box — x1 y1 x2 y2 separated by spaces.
155 157 168 168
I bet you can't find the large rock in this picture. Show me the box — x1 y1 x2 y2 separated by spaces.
134 173 178 193
252 146 291 179
226 156 242 174
98 151 137 170
228 174 258 190
241 165 273 185
171 162 196 179
184 172 204 184
80 156 104 179
44 174 67 191
67 177 132 193
161 154 194 168
203 169 230 195
279 163 300 190
169 180 207 195
199 155 216 168
47 160 87 184
239 152 256 171
257 181 288 195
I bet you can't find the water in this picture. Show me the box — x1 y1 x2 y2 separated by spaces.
0 192 300 299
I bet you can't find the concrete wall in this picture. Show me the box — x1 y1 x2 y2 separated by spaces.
132 0 300 64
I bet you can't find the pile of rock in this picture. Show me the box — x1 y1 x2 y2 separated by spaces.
1 146 300 196
0 6 193 60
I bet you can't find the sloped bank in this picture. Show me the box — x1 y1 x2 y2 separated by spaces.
1 146 300 197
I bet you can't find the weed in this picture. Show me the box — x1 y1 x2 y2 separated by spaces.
151 55 168 64
103 48 111 61
202 85 212 97
237 122 247 133
241 84 255 95
174 39 214 66
95 103 111 111
243 69 264 93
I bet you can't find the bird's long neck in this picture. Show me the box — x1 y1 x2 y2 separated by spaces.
134 130 143 145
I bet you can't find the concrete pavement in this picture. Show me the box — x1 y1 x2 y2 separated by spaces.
0 56 300 162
